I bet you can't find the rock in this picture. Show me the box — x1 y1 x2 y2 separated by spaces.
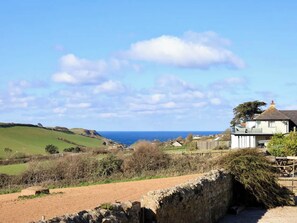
20 186 49 196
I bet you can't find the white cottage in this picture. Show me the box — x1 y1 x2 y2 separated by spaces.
231 101 297 149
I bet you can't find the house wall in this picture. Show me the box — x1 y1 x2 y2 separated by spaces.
254 120 288 134
231 135 256 149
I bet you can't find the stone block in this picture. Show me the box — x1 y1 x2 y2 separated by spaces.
21 186 49 196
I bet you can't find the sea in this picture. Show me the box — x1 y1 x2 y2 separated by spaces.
99 131 222 146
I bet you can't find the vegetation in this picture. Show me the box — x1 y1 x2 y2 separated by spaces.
231 100 266 125
123 141 170 173
97 154 123 177
0 163 28 175
185 133 193 144
218 149 294 208
45 144 59 154
0 126 105 158
268 132 297 157
63 146 82 153
0 140 214 194
18 192 63 200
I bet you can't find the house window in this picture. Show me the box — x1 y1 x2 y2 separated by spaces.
268 121 275 128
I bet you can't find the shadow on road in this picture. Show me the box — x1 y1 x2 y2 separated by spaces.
218 207 267 223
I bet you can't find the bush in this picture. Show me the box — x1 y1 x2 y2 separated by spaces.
218 149 294 208
167 154 210 174
268 132 297 156
18 155 100 185
185 133 193 144
45 144 59 154
0 174 11 188
123 141 170 173
97 154 123 177
63 146 81 153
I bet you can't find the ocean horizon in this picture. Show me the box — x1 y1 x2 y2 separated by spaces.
99 131 222 146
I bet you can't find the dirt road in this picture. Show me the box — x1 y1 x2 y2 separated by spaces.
0 174 202 223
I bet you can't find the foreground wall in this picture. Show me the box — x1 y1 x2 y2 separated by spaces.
141 170 233 223
35 201 141 223
36 170 233 223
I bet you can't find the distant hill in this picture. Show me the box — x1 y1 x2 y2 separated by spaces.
70 128 102 138
0 124 106 158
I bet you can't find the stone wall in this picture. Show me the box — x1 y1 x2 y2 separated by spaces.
34 201 141 223
35 170 233 223
141 170 233 223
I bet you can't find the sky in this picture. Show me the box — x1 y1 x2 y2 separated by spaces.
0 1 297 131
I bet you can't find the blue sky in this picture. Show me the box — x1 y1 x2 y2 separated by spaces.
1 1 297 131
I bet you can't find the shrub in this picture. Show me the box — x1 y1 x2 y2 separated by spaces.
123 141 170 173
218 149 294 208
63 146 81 153
187 141 197 150
45 144 59 154
168 154 210 174
214 145 229 150
18 155 100 185
0 174 11 188
98 154 123 177
185 133 193 144
268 132 297 156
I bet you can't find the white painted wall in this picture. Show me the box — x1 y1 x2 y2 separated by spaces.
231 135 256 149
255 120 288 134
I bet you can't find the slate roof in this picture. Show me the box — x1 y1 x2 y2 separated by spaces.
252 101 297 126
254 106 290 121
280 110 297 125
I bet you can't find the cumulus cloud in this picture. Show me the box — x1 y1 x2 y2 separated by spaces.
124 32 245 69
93 80 126 94
53 107 67 114
66 103 91 109
52 54 129 85
210 77 247 90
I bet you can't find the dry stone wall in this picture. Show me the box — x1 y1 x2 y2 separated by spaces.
141 170 233 223
34 170 233 223
34 201 141 223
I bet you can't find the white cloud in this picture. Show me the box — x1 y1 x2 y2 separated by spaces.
98 113 119 118
124 32 244 69
66 103 91 109
52 54 128 85
210 77 247 90
52 72 78 84
210 98 222 105
162 102 176 108
10 96 35 108
151 94 165 103
93 80 126 94
53 107 67 114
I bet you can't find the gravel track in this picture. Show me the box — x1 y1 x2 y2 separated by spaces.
0 174 202 223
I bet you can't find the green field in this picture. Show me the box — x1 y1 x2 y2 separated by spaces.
0 126 105 158
0 163 28 175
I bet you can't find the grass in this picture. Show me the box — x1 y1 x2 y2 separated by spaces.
163 145 230 155
0 174 174 195
0 163 28 175
0 126 105 158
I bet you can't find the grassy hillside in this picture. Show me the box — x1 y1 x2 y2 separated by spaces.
0 126 105 158
0 163 28 175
